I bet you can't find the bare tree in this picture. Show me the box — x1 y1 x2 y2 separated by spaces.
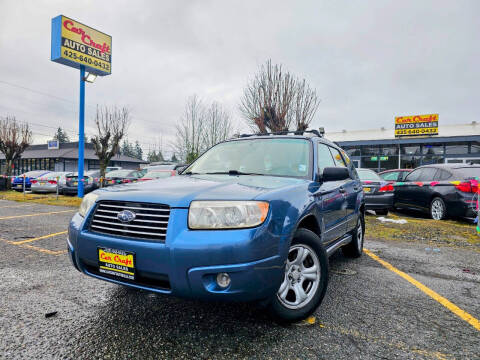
294 79 321 131
91 106 130 182
203 102 232 149
172 95 206 163
0 116 32 189
240 59 320 133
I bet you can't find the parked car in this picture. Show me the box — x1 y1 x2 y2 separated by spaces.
85 170 101 190
394 164 480 220
11 170 51 191
379 169 411 183
31 172 68 193
357 168 394 215
60 172 96 195
104 169 143 186
138 169 176 182
68 131 365 322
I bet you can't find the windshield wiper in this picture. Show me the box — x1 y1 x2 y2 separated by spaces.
201 170 265 176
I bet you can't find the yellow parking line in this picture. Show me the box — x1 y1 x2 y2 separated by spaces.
20 243 67 256
0 209 74 220
364 248 480 332
11 231 68 245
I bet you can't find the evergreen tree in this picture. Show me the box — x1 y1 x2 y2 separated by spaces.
53 127 70 143
171 153 178 162
134 141 143 160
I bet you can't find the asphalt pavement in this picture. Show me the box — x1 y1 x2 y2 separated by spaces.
0 199 479 359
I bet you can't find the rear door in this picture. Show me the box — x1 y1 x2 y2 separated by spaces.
415 167 438 210
395 168 424 209
315 143 346 243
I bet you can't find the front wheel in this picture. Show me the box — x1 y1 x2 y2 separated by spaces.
268 229 329 323
430 197 447 220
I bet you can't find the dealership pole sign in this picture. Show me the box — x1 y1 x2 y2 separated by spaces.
395 114 439 138
51 15 112 198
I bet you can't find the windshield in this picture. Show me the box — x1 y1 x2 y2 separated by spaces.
456 167 480 179
357 169 381 181
185 138 311 178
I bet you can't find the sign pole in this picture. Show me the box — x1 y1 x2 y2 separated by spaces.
78 65 85 198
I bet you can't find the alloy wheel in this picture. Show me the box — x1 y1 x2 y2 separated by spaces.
277 244 321 310
357 219 364 252
431 199 444 220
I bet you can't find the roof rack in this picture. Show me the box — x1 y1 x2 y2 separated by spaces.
239 128 324 138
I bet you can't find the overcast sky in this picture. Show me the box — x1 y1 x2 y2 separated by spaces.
1 0 479 156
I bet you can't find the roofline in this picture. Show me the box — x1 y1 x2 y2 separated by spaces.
335 135 480 147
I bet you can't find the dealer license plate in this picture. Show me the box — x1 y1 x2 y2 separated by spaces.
73 181 78 186
40 181 46 185
16 184 22 188
363 187 371 193
98 247 136 280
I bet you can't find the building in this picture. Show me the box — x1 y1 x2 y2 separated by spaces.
327 122 480 171
0 142 147 175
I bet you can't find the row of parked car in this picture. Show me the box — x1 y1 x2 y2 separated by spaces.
356 164 479 220
9 163 187 195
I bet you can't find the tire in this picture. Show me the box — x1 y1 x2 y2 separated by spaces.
268 228 329 323
342 214 365 258
375 209 389 216
430 197 446 220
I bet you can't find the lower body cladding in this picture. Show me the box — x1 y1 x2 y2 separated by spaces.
67 209 287 302
364 193 394 211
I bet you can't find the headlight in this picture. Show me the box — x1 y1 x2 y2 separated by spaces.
188 201 269 229
78 192 99 217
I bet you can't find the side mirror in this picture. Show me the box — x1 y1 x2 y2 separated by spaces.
322 167 350 182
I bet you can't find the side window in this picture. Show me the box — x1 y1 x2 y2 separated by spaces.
317 144 336 172
405 169 423 182
435 169 452 181
381 172 399 181
329 147 347 167
418 168 437 181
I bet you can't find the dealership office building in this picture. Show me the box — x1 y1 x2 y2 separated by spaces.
327 122 480 171
0 142 146 176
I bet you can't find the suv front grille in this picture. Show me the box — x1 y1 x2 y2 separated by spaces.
90 201 170 241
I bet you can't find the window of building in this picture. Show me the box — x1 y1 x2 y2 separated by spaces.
470 142 480 154
360 146 380 156
401 155 421 169
422 144 444 155
343 147 361 156
401 145 421 156
381 146 398 156
445 142 469 154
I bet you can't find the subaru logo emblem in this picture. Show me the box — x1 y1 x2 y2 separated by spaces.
117 210 136 223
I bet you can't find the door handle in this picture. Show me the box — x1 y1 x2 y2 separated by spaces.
339 187 346 193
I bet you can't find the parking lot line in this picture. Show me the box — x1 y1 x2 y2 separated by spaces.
20 243 67 256
11 230 68 245
364 248 480 332
0 209 75 220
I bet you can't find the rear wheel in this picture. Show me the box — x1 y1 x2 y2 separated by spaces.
375 209 389 216
342 215 364 258
268 229 328 323
430 197 446 220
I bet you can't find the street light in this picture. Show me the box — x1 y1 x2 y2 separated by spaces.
84 73 97 83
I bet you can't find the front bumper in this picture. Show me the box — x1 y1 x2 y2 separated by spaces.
68 209 287 302
364 193 394 210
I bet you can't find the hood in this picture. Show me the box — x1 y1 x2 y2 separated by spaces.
94 174 307 208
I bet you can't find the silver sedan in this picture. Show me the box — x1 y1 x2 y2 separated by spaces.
31 172 68 193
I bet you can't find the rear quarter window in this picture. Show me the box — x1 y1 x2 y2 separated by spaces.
380 172 399 181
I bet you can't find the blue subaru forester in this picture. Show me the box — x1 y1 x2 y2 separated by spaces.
68 131 365 322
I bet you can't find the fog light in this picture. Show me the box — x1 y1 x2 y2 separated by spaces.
216 272 231 288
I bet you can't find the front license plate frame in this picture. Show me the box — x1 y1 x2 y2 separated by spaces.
98 247 136 281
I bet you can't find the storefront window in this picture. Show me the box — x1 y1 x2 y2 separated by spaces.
360 146 380 156
379 155 399 171
445 142 468 154
343 147 361 156
380 146 398 156
400 145 421 156
401 155 421 169
470 142 480 154
361 157 378 170
422 144 444 155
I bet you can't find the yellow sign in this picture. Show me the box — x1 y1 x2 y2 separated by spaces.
51 15 112 75
395 114 438 137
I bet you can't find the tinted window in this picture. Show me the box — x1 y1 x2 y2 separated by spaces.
434 169 452 181
317 144 336 172
418 168 437 181
455 167 480 179
329 148 347 167
380 172 399 181
106 170 133 177
405 169 423 182
357 169 381 181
